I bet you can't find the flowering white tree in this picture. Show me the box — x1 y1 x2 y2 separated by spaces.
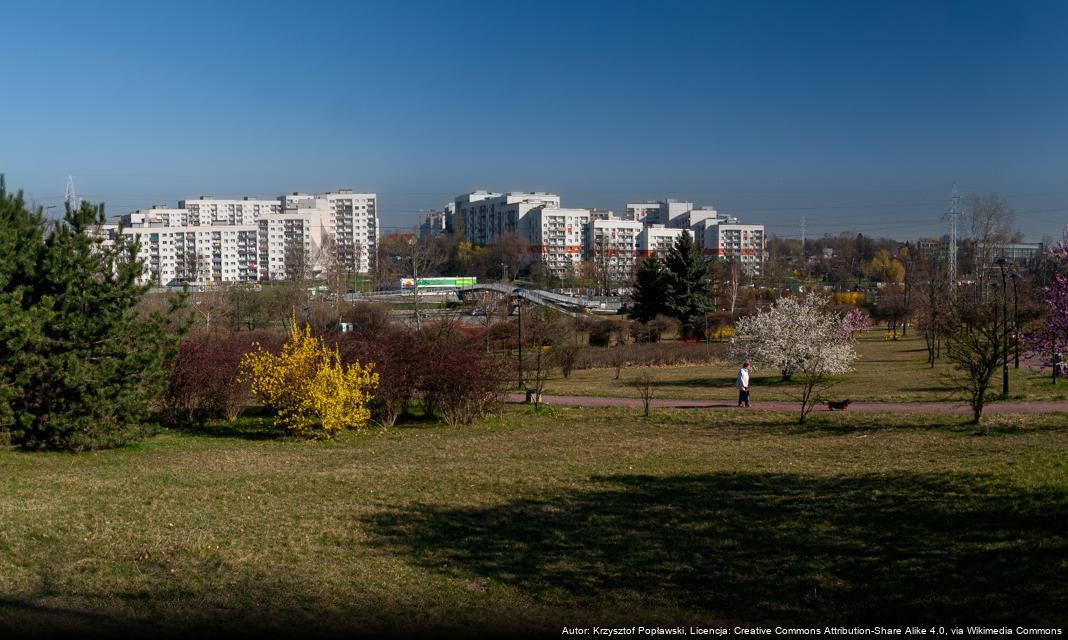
731 294 858 422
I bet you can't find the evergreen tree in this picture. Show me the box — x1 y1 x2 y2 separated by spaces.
629 254 668 322
0 179 183 451
0 177 46 430
663 231 713 337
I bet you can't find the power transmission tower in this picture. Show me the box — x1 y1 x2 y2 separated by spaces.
64 175 80 212
800 216 806 261
942 184 962 289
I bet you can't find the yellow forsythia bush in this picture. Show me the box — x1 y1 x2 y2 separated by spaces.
240 323 378 435
709 326 735 340
833 291 866 306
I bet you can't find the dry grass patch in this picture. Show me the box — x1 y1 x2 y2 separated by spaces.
0 407 1065 635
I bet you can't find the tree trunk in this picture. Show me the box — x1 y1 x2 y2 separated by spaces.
971 384 986 425
1053 338 1058 385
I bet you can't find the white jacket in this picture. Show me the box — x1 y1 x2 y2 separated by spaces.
736 367 749 390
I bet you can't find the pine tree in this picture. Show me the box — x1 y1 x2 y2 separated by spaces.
0 181 183 451
0 176 47 431
629 254 668 322
663 231 713 337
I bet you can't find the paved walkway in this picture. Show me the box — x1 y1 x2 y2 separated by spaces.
506 393 1068 414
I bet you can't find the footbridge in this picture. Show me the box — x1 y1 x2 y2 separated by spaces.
458 283 622 317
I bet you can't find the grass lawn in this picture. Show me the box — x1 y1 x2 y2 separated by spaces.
548 330 1068 403
1 407 1066 635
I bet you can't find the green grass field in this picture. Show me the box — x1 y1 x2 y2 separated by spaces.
2 407 1066 635
548 330 1067 403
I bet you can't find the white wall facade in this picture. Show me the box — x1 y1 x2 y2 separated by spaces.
705 223 766 274
638 225 685 257
587 217 643 282
524 207 591 276
117 189 378 285
456 191 559 246
624 202 660 223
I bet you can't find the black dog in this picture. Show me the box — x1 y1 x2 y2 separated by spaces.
827 399 852 411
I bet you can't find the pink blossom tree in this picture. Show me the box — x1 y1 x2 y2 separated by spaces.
838 308 871 343
1025 271 1068 383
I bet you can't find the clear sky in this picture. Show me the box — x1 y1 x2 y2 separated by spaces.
2 0 1066 240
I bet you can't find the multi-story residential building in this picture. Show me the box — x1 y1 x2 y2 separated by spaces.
418 204 454 237
180 196 281 226
666 205 734 230
638 225 686 257
704 223 766 274
110 189 378 286
523 207 590 275
449 190 767 278
587 217 643 284
588 208 616 220
455 191 560 246
281 190 378 274
113 219 260 285
660 199 695 225
624 202 661 223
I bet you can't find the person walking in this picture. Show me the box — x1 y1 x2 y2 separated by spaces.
736 360 751 408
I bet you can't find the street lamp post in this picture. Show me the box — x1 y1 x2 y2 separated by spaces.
995 258 1013 397
516 293 524 390
1011 271 1020 369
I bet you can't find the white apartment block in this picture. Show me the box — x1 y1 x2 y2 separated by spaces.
638 225 686 257
645 199 765 274
180 196 281 226
450 190 767 278
418 204 453 237
455 191 560 246
624 202 660 223
112 189 378 286
587 217 643 283
523 207 590 275
705 223 766 274
661 199 695 225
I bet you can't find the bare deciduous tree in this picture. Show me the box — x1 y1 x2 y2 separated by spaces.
724 258 742 319
630 370 654 417
943 290 1011 425
320 233 349 326
969 193 1015 282
913 250 948 366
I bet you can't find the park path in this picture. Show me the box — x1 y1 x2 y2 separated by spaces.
505 393 1068 415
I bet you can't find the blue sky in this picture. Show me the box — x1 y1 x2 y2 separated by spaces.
2 0 1066 240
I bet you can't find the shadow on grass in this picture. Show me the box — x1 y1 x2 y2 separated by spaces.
365 472 1068 625
0 576 457 639
170 408 444 441
170 414 280 441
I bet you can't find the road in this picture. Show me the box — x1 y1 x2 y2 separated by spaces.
505 393 1068 414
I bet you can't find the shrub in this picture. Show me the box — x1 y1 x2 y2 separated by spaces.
240 323 378 435
348 301 394 339
486 320 517 350
420 333 511 426
331 325 510 428
367 328 427 426
589 318 626 347
160 329 282 428
631 314 679 343
582 342 724 370
553 343 582 378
